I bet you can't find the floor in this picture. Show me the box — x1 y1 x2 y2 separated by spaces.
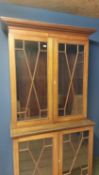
94 158 99 175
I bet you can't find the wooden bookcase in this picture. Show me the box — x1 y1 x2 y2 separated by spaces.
1 17 96 175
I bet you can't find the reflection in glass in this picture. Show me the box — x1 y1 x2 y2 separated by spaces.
58 43 84 116
62 131 89 175
19 138 53 175
15 40 48 121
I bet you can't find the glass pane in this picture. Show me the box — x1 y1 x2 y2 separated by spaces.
58 43 84 116
15 40 48 121
19 138 53 175
62 131 89 175
15 40 23 48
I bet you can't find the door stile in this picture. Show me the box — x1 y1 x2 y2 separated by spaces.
53 39 58 120
48 37 54 121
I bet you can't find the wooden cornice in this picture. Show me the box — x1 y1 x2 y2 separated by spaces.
0 16 96 36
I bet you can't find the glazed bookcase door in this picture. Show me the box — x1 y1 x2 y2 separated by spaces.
53 39 89 121
9 31 53 127
13 133 58 175
59 128 93 175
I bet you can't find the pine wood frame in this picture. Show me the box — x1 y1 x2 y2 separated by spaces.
59 126 94 175
0 17 96 175
13 126 94 175
53 38 89 122
8 29 54 129
13 132 59 175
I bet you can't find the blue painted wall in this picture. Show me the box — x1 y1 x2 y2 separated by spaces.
0 3 99 175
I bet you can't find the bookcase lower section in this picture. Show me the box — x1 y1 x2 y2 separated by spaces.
13 126 94 175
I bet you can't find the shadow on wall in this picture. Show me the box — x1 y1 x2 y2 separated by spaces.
88 41 99 158
94 135 99 157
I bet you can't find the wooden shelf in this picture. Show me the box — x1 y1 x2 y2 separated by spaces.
11 119 95 138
